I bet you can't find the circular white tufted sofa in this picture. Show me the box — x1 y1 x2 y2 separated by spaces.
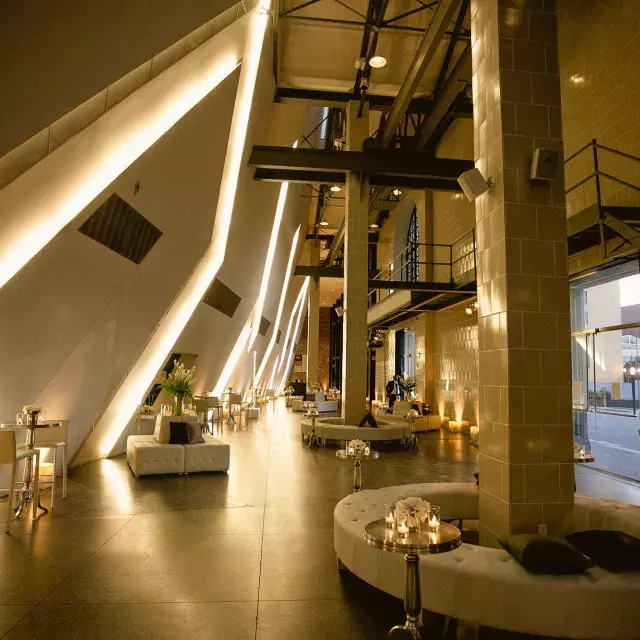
301 417 409 443
334 483 640 639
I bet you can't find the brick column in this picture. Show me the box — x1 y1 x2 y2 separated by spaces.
342 101 369 424
472 0 573 545
306 242 320 388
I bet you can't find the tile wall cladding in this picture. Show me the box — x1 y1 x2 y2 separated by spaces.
472 0 573 544
557 0 640 216
434 302 479 424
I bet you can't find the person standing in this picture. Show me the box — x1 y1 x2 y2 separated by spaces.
385 378 397 410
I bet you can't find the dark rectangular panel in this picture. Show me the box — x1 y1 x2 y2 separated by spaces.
78 193 162 264
276 329 282 344
259 316 270 336
203 279 241 318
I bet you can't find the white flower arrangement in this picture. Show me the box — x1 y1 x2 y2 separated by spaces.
160 361 196 398
347 439 368 454
22 404 43 414
407 409 419 418
395 496 430 529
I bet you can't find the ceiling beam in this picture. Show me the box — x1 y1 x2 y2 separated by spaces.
253 168 465 191
414 46 471 149
378 0 462 149
249 146 472 178
274 87 434 113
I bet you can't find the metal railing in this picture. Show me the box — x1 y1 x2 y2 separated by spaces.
368 229 477 307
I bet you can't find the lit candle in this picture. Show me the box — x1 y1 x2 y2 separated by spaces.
579 448 586 457
364 443 371 456
347 446 355 456
397 522 410 536
428 505 441 531
385 502 396 528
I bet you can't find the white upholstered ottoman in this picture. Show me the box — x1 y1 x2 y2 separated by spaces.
183 435 230 473
127 435 185 477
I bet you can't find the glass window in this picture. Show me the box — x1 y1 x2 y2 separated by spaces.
406 207 419 282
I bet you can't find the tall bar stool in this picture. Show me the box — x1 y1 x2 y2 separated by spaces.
207 397 223 426
32 422 68 509
193 398 209 430
228 394 246 425
1 430 41 533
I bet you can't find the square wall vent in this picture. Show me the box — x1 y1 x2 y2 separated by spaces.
203 279 242 318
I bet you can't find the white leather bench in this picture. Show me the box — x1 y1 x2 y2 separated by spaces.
126 415 230 477
301 417 409 443
292 391 338 413
334 483 640 640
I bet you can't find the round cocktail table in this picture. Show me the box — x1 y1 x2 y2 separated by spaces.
336 448 379 492
364 519 461 639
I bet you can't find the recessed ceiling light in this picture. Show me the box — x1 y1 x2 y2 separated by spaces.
330 185 342 192
392 189 402 196
369 223 379 229
319 220 329 226
369 55 387 69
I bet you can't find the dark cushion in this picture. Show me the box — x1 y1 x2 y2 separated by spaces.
186 422 205 445
566 530 640 572
358 413 378 428
498 534 593 575
168 421 188 445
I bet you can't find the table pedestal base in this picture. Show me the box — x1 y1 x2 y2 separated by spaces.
388 552 423 639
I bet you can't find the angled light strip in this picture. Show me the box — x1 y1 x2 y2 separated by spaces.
0 14 252 291
246 140 298 352
74 3 271 463
267 278 308 390
212 317 253 397
276 279 309 394
254 224 301 383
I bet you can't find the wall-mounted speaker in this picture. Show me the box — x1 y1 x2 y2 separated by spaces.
530 148 559 180
457 168 490 202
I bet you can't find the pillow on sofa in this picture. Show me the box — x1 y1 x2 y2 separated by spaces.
566 530 640 572
186 422 205 445
498 534 593 575
169 422 189 445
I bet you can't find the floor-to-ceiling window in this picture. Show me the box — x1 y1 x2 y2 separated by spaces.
571 272 640 481
405 207 419 282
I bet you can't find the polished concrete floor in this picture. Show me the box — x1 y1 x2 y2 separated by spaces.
1 401 639 639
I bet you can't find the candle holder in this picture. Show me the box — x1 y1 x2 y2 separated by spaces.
385 502 396 529
428 505 441 531
396 516 410 537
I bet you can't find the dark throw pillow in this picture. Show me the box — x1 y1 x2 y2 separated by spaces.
566 530 640 572
186 422 205 445
358 413 378 428
168 421 189 445
498 534 593 575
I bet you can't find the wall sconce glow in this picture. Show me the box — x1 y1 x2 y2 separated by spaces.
392 189 402 196
330 185 342 193
319 220 329 226
268 278 308 390
0 15 253 292
276 277 310 393
247 140 298 352
74 3 272 464
369 55 387 69
255 225 301 384
369 223 379 229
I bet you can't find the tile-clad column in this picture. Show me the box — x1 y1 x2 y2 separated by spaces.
472 0 573 545
342 101 369 424
306 243 320 388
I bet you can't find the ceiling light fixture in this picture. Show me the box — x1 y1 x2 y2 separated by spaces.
392 189 402 196
319 220 329 226
330 185 342 192
369 55 387 69
465 301 479 315
369 223 379 229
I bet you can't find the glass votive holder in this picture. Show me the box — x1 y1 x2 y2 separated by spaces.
16 412 23 425
384 502 396 529
428 505 441 531
347 445 355 456
364 442 371 455
396 516 410 537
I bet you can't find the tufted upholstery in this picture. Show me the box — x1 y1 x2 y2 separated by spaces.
292 393 338 413
153 415 199 443
183 435 230 473
334 483 640 639
301 417 409 442
127 436 185 476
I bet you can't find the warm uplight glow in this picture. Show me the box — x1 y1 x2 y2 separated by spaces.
75 4 272 463
369 55 387 69
268 278 308 390
0 16 253 292
330 185 342 192
276 277 310 393
255 225 301 384
247 140 298 352
213 318 252 397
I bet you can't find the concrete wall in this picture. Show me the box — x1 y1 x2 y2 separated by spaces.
0 0 237 157
557 0 640 216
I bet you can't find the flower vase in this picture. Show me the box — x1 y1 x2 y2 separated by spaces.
174 394 185 416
